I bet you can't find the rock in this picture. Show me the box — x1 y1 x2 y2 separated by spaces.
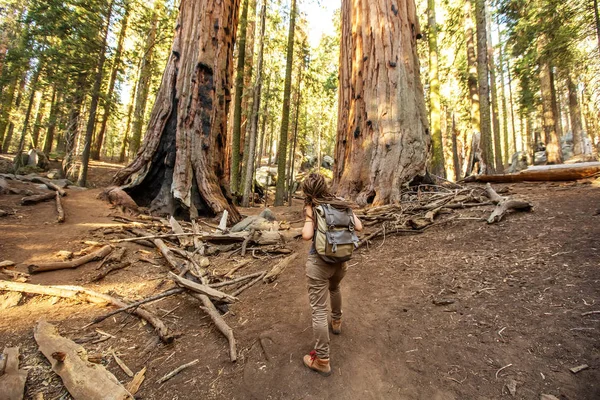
46 169 61 180
259 208 276 221
0 291 22 309
569 364 589 374
432 299 455 306
540 395 559 400
505 379 517 396
0 177 10 194
27 149 50 170
97 187 138 211
0 261 15 268
52 179 72 189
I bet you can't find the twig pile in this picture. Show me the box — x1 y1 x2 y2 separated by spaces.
355 182 533 247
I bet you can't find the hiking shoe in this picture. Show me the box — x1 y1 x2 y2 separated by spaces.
331 319 342 335
303 350 332 376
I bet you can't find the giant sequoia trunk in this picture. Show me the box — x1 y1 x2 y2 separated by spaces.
112 0 241 222
334 0 430 206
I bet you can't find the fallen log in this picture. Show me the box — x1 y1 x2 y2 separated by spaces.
263 253 298 283
20 191 56 205
28 245 113 274
0 280 173 343
484 183 533 224
56 191 65 223
169 272 238 303
464 162 600 183
0 347 28 400
34 320 134 400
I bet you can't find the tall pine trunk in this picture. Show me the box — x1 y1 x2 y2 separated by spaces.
113 0 241 222
567 75 584 156
15 61 42 164
334 0 430 205
43 86 59 155
257 73 271 168
31 94 45 148
241 0 267 207
78 0 115 186
230 0 250 194
427 0 444 177
486 4 502 171
464 0 480 176
62 73 88 177
129 1 160 157
474 0 494 174
274 0 296 206
92 3 130 161
537 36 563 164
496 22 511 162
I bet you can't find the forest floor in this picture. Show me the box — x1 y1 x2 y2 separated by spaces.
0 159 599 400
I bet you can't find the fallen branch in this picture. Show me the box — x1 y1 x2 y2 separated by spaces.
20 191 56 205
232 271 267 297
86 287 185 326
484 183 533 224
111 351 133 377
28 245 113 274
125 367 146 395
156 359 199 384
89 262 130 282
169 272 238 303
210 271 264 288
55 191 65 223
264 253 298 283
34 320 134 400
0 347 28 400
0 280 173 343
223 260 251 278
581 310 600 316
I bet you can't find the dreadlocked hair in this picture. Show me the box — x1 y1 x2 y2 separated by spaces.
301 173 350 209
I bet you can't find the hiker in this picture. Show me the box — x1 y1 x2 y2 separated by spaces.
300 173 363 376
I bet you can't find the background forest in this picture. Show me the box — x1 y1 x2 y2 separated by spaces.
0 0 599 194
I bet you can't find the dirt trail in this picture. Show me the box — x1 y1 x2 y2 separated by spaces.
0 173 599 399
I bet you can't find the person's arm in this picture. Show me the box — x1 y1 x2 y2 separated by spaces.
352 211 363 232
302 204 315 240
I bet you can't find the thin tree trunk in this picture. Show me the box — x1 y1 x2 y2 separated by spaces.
0 73 18 146
274 0 296 206
496 20 510 162
538 36 563 164
594 0 600 55
92 2 130 161
257 73 271 168
288 64 302 204
230 0 250 194
464 0 479 176
474 0 494 174
506 55 518 152
334 0 429 205
15 62 42 165
451 113 461 179
120 66 140 163
62 73 88 178
129 0 160 157
486 3 502 171
427 0 444 177
568 75 584 156
31 94 45 148
43 86 59 155
2 70 28 152
241 0 267 207
112 0 241 222
78 0 114 186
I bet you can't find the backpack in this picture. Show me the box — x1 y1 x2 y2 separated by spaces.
313 204 359 263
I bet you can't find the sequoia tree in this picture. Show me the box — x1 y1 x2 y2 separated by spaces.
112 0 241 221
334 0 430 206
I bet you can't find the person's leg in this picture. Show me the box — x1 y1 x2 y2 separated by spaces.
329 262 347 333
306 255 333 359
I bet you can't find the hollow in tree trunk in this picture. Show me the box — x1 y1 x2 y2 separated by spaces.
334 0 430 206
112 0 241 222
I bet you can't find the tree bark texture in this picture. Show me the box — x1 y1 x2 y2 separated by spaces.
274 0 296 206
112 0 241 222
62 73 88 178
427 0 444 177
334 0 429 206
241 0 266 207
475 0 494 174
464 0 479 176
230 0 250 194
567 75 584 156
537 36 563 164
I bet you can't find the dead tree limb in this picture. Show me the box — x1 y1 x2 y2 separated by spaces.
28 245 113 274
0 347 28 400
20 192 56 205
263 253 298 283
484 183 533 224
0 280 173 343
56 191 65 223
89 262 131 282
156 359 199 384
34 320 134 400
210 271 264 288
169 272 238 303
232 271 267 297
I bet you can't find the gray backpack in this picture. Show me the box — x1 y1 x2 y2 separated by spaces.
313 204 359 263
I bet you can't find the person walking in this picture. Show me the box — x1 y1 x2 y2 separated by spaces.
300 173 363 376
